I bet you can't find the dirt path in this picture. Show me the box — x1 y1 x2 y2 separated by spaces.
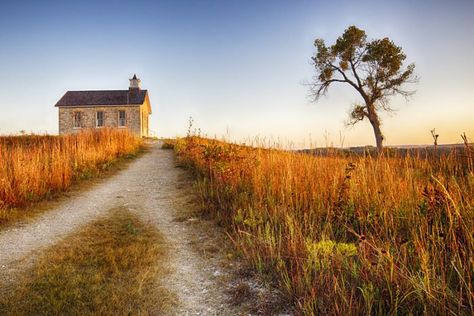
0 142 247 315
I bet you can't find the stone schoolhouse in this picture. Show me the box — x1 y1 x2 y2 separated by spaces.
54 75 151 137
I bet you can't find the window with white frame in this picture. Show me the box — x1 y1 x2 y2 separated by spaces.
96 111 104 127
73 112 82 128
118 110 126 127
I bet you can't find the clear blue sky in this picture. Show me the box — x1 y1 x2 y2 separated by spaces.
0 0 472 147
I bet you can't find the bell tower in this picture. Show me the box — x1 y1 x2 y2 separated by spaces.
129 74 141 90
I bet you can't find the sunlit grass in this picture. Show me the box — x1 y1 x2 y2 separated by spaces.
171 136 474 315
0 129 143 213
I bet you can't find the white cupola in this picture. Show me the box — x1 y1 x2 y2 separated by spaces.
129 74 141 90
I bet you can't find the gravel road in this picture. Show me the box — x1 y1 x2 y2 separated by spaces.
0 141 245 315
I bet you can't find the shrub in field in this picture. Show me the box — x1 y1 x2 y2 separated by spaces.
174 136 474 315
0 129 142 210
161 139 176 150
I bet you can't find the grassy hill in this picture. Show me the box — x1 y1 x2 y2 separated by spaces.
167 136 474 315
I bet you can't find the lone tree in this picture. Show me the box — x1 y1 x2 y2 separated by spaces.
311 25 417 153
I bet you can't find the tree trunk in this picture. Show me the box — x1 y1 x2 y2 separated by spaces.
372 122 384 154
367 108 384 154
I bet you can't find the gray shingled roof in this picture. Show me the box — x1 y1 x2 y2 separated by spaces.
54 90 148 107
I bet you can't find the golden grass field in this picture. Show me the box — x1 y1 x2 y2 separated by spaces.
0 129 142 215
170 136 474 315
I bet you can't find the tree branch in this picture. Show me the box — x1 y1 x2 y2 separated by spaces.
349 58 363 89
311 78 351 100
329 63 370 104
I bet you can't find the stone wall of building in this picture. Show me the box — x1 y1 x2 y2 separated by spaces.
139 102 151 137
58 106 141 136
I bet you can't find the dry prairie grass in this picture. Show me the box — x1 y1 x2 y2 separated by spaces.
0 207 174 315
171 136 474 315
0 129 143 219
